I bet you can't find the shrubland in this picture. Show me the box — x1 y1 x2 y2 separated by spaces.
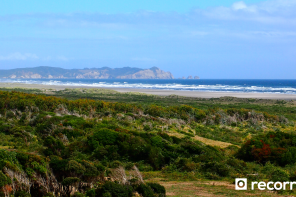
0 89 296 196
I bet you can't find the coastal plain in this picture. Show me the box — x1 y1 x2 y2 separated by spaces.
1 82 296 196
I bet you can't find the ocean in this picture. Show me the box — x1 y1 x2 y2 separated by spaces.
1 79 296 94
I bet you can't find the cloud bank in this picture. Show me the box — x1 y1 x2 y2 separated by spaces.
0 53 39 60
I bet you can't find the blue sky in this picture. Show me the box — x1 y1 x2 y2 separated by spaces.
0 0 296 78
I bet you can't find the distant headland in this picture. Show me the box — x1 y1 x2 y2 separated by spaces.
0 66 199 80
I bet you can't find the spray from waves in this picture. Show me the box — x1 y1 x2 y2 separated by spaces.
1 79 296 94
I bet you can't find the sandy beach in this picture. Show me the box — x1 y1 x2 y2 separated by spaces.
1 82 296 100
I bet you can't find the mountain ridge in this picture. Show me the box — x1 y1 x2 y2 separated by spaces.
0 66 175 79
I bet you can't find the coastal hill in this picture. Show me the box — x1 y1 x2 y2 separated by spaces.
0 66 175 79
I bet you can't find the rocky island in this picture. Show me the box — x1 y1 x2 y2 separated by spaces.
0 66 174 79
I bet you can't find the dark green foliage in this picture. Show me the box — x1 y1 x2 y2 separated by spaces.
62 177 80 186
43 193 55 197
89 128 118 147
73 192 85 197
67 160 86 176
148 147 164 170
226 158 246 173
85 189 96 197
0 121 11 134
270 169 290 182
96 182 133 197
202 161 230 177
16 152 47 176
146 183 166 197
124 162 134 170
0 150 20 171
109 160 122 168
135 183 155 197
151 136 163 148
0 171 11 187
147 183 166 197
281 147 296 166
49 156 67 174
6 111 15 119
44 136 65 156
14 191 31 197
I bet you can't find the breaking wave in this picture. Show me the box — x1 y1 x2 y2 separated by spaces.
1 79 296 94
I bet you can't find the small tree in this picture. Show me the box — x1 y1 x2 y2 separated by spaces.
62 177 80 197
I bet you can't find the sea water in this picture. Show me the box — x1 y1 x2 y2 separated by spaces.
2 79 296 94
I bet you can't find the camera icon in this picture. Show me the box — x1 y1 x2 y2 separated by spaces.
235 178 247 190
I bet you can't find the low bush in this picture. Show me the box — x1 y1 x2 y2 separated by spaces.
147 182 166 197
96 182 133 197
135 183 155 197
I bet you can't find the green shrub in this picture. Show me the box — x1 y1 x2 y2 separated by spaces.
226 158 246 173
204 172 221 180
102 192 111 197
174 158 198 172
280 147 296 166
43 193 55 197
14 191 31 197
125 162 134 170
62 177 80 186
151 136 163 148
89 128 118 147
109 160 122 168
270 169 290 182
202 161 230 177
148 147 165 170
6 111 15 119
67 160 86 176
43 136 65 156
137 163 154 172
96 181 133 197
147 183 166 197
86 189 96 197
135 183 155 197
144 125 152 131
0 171 11 187
73 192 84 197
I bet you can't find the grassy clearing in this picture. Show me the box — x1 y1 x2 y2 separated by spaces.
157 181 290 197
193 135 235 148
0 146 12 150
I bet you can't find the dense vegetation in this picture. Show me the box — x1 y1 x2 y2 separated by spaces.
0 89 296 196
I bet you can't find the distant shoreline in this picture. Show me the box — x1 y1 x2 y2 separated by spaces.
1 82 296 100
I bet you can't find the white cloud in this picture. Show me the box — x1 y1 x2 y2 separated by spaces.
43 55 69 61
232 1 248 10
0 53 69 61
250 31 296 37
0 52 39 60
232 1 257 12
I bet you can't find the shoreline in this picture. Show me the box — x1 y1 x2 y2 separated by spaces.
1 82 296 100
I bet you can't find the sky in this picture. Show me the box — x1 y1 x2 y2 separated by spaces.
0 0 296 79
